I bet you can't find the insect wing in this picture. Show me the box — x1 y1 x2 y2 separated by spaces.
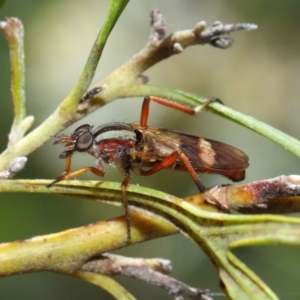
132 125 249 181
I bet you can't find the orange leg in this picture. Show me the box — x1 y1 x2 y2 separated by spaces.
48 156 104 187
140 151 205 192
49 156 133 240
140 150 229 211
140 96 221 126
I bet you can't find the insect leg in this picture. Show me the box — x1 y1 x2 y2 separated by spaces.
48 155 104 187
140 96 222 126
177 152 228 211
121 173 131 241
139 151 205 191
140 150 228 211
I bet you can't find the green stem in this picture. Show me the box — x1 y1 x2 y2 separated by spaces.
73 272 136 300
0 179 299 298
177 89 300 158
1 18 26 126
61 0 130 114
126 84 300 158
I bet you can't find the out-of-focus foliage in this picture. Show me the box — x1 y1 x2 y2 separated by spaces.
0 0 6 11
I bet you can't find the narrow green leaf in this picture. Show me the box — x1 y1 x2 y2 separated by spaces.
62 0 130 113
74 272 137 300
126 84 300 158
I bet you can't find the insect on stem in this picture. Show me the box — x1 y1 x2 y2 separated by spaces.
49 96 249 240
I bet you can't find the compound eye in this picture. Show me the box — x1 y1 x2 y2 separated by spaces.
75 131 93 151
74 124 90 134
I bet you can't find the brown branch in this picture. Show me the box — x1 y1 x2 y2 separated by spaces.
139 11 257 69
188 175 300 214
81 253 213 300
77 10 257 115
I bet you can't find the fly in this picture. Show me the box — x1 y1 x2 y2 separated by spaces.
49 96 249 239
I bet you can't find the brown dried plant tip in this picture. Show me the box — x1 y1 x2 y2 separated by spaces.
80 85 106 103
199 21 258 48
0 17 23 38
149 9 166 40
209 37 233 49
49 96 248 240
145 10 257 58
81 253 213 300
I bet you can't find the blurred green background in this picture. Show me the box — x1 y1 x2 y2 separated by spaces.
1 0 300 299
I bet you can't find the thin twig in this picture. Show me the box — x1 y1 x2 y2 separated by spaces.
81 253 213 300
0 18 34 149
81 10 257 114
